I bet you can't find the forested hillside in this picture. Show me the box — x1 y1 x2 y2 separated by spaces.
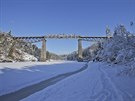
0 32 61 62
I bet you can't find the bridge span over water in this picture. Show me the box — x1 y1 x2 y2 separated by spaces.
12 34 111 61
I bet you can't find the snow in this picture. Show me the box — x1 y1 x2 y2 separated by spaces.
96 25 135 65
14 49 38 62
0 59 135 101
95 25 135 77
21 51 38 61
0 61 85 96
22 62 135 101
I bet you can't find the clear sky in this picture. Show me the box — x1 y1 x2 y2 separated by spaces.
0 0 135 54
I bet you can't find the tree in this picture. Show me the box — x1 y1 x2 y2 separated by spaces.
106 26 112 38
46 51 51 60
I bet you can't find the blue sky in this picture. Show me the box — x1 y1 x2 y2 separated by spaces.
0 0 135 54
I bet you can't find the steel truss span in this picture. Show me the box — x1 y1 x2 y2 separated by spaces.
11 34 112 61
13 34 112 43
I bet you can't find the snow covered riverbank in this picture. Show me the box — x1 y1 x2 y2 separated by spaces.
22 62 135 101
0 61 85 96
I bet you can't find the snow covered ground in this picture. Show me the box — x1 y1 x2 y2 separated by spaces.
0 61 135 101
21 62 135 101
0 61 85 96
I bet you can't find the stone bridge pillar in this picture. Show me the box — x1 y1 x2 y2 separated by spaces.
40 38 46 61
78 39 83 59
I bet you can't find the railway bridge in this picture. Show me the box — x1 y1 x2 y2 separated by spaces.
13 34 111 61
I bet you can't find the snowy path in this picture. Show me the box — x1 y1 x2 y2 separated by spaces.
22 62 135 101
89 65 123 101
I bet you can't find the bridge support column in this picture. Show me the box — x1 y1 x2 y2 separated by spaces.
78 39 83 59
40 38 46 62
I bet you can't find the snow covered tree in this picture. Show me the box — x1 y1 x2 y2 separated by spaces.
96 24 135 64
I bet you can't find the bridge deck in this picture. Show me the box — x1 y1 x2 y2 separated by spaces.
12 35 112 43
13 36 110 39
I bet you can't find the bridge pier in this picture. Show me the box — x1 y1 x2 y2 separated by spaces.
78 39 83 59
40 38 46 62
